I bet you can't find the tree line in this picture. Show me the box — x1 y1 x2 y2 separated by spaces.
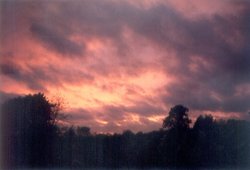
1 93 250 168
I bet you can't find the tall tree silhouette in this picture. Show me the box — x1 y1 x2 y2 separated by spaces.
162 105 191 130
1 93 61 168
160 105 192 166
193 115 214 131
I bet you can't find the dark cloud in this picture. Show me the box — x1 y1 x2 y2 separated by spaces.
162 81 221 112
0 62 45 90
0 0 41 39
66 108 94 121
0 62 21 77
221 94 250 113
126 101 165 116
0 59 94 91
30 23 84 56
147 3 250 114
51 0 250 85
97 101 166 122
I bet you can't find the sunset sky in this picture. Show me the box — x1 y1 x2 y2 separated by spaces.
1 0 250 133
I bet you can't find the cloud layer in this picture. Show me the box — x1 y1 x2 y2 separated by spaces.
1 0 250 133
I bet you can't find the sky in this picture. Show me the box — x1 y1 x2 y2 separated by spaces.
1 0 250 133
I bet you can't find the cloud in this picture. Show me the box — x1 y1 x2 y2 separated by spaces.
30 23 84 56
65 101 166 132
1 0 250 132
0 62 21 78
0 62 46 90
160 5 250 113
65 108 94 122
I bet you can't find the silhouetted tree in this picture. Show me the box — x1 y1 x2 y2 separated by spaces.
162 105 191 130
76 126 91 136
193 115 214 131
62 127 76 167
160 105 192 167
1 93 61 168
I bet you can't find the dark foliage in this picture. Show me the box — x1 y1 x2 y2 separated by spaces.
163 105 191 130
0 93 60 168
1 95 250 168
